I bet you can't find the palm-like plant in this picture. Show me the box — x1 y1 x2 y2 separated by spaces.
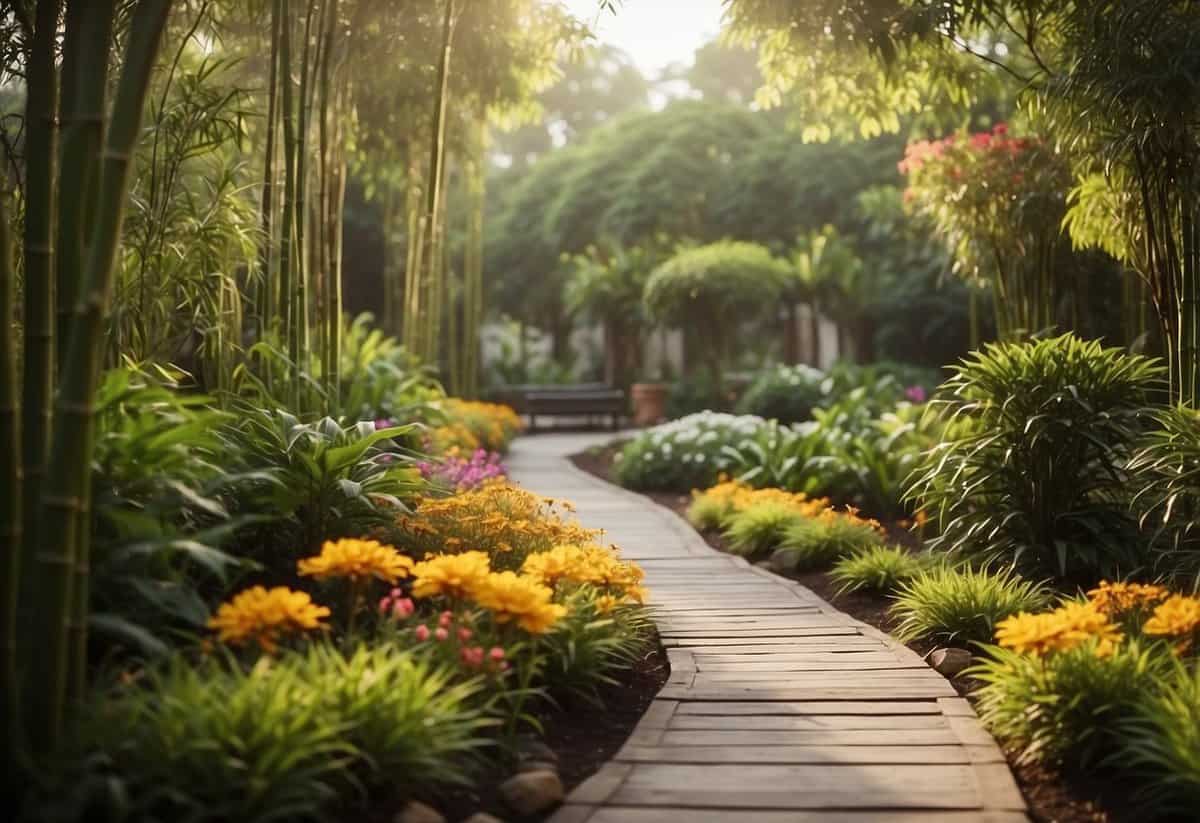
908 334 1164 582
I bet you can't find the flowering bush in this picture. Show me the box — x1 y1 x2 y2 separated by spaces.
430 399 523 454
974 580 1200 789
900 124 1074 339
395 482 601 568
206 586 330 653
419 448 507 490
615 411 769 492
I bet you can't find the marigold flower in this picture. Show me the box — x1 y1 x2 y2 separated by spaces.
207 586 329 653
995 601 1122 657
297 538 413 583
473 571 567 634
1143 595 1200 652
595 594 619 614
1086 580 1170 616
411 551 491 599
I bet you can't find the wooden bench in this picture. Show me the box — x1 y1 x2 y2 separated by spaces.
495 384 625 431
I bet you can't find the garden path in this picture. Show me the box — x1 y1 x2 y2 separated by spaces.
507 432 1028 823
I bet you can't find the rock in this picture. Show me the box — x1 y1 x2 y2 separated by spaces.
929 647 972 677
393 801 445 823
499 770 564 816
516 758 558 774
461 815 505 823
515 739 559 765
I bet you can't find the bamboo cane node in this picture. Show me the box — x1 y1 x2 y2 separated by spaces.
56 401 97 415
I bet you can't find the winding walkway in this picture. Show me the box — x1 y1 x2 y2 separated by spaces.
508 433 1028 823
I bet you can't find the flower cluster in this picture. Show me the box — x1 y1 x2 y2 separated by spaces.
397 482 601 566
378 587 415 620
207 586 330 652
996 601 1122 658
419 448 507 491
408 551 566 635
1086 580 1170 617
997 583 1200 659
521 544 647 605
298 538 413 584
691 478 830 524
406 609 510 673
430 399 523 454
615 412 770 491
1143 595 1200 653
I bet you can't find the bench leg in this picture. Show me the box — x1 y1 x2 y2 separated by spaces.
529 414 536 433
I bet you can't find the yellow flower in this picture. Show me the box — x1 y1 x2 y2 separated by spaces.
207 586 329 653
522 545 588 586
1087 580 1170 616
995 601 1122 657
623 585 649 605
1143 595 1200 652
411 551 491 599
473 571 567 634
297 538 413 583
595 594 620 614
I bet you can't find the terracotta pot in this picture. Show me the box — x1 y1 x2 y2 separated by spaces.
630 382 668 427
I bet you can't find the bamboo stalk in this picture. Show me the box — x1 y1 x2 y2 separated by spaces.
19 0 64 634
415 0 457 363
294 0 318 379
317 0 338 402
257 0 283 337
464 113 486 397
0 190 22 767
278 0 298 400
32 0 173 753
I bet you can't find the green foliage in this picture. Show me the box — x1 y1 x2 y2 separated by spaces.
538 592 654 703
53 646 489 823
1119 658 1200 816
830 545 931 595
973 641 1171 768
1129 406 1200 581
337 314 444 423
687 490 733 532
644 241 787 329
719 420 841 498
222 408 427 558
769 514 885 573
890 566 1051 646
722 502 810 559
614 412 767 492
90 366 249 656
735 364 826 424
908 334 1163 582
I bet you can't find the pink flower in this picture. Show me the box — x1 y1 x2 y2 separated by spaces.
392 598 414 620
414 624 430 642
378 597 391 615
458 627 473 642
460 646 485 668
904 385 928 403
435 627 449 642
438 611 453 628
993 122 1008 136
489 646 505 661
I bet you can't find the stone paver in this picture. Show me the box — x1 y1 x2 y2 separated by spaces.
507 433 1027 823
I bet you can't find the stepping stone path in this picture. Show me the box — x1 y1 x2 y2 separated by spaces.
508 433 1028 823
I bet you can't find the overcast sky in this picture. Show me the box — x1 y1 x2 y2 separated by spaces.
560 0 728 76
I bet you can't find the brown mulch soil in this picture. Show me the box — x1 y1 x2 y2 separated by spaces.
567 440 1147 823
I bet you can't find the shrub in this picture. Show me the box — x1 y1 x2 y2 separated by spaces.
830 545 931 595
687 480 827 532
224 408 427 557
1129 405 1200 581
735 363 826 423
90 367 246 656
1120 658 1200 816
614 412 767 492
908 334 1163 582
720 419 847 498
972 641 1170 768
769 510 885 573
75 646 489 823
890 566 1051 645
538 589 655 702
337 313 444 423
722 502 812 559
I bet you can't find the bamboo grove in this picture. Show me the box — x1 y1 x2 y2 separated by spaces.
0 0 575 776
